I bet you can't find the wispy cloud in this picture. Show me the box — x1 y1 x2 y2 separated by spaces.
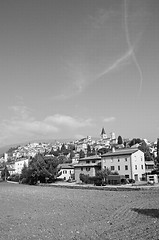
103 117 115 123
53 1 143 100
95 48 133 80
124 0 143 97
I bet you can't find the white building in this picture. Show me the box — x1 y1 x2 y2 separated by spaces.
14 158 29 175
57 163 74 181
101 148 145 181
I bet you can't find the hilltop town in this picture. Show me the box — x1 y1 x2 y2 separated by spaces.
0 128 159 185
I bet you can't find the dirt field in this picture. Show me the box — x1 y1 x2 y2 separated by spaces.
0 182 159 240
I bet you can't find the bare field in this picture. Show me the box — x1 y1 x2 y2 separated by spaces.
0 182 159 240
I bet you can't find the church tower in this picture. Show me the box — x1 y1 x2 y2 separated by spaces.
101 127 107 140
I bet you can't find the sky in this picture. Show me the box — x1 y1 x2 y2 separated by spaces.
0 0 159 146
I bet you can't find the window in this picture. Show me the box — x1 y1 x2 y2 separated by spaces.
86 167 90 171
141 157 143 161
141 165 143 169
81 167 83 171
118 159 120 162
111 166 115 171
135 165 137 170
125 165 128 170
86 160 90 164
125 175 129 179
92 160 95 163
146 165 154 170
111 158 113 162
118 166 120 171
125 158 127 161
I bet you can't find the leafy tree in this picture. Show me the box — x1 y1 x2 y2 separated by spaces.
1 165 10 181
92 147 96 156
138 140 147 152
21 162 28 179
97 147 109 155
117 136 123 145
61 144 67 153
157 138 159 160
87 144 92 157
129 138 142 147
79 150 85 159
57 155 67 164
20 153 62 184
96 168 118 183
138 140 154 162
69 150 75 160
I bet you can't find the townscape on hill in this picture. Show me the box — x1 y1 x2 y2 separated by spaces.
0 128 159 185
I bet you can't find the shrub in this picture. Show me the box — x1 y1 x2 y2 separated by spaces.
8 174 20 182
79 174 104 185
80 174 91 184
128 179 135 183
21 178 27 184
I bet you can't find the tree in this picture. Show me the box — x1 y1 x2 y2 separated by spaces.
20 153 62 184
1 165 10 181
97 147 109 155
61 144 67 153
117 136 123 145
87 144 92 157
79 150 85 159
69 150 75 160
157 138 159 161
138 140 154 162
129 138 142 147
21 162 28 179
96 168 119 183
92 147 96 156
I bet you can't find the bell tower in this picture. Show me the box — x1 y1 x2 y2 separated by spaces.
101 127 107 140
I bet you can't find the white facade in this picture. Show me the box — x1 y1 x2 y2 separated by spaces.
57 164 74 181
14 158 29 174
101 149 145 181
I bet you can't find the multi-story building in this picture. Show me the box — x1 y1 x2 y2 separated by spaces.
57 163 74 181
14 158 29 175
74 155 101 182
101 148 145 181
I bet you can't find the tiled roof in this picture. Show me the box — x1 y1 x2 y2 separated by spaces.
102 148 139 157
58 163 74 169
79 155 101 161
74 162 101 168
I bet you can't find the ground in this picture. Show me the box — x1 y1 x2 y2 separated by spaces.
0 182 159 240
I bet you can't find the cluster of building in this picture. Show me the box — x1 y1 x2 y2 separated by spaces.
59 148 156 183
0 128 158 184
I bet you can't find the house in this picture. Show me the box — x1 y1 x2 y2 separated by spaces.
0 166 15 179
14 158 29 175
74 155 101 182
101 148 145 181
57 163 74 181
145 160 155 176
